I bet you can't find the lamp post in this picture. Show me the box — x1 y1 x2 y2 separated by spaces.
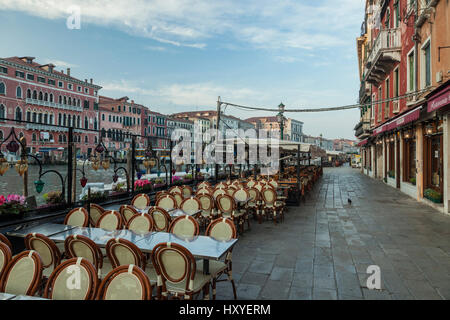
277 102 285 140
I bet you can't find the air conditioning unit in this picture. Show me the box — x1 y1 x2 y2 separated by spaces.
436 71 443 83
393 101 400 114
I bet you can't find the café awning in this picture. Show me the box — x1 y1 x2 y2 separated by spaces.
356 139 368 147
372 105 422 137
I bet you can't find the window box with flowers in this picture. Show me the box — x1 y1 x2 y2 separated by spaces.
0 194 28 222
134 179 152 192
424 188 442 203
38 191 66 213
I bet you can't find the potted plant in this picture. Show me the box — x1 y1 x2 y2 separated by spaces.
424 188 442 203
0 194 28 222
410 177 416 185
134 179 152 192
183 174 193 184
172 176 182 185
153 178 166 189
82 191 109 203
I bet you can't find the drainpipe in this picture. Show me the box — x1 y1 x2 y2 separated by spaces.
414 0 419 97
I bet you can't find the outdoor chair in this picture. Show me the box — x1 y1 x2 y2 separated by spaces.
261 186 285 224
120 205 140 225
169 186 183 195
0 242 12 279
168 215 200 238
172 192 184 208
180 197 202 216
131 193 150 210
96 265 152 300
64 234 112 279
200 218 237 300
181 185 193 198
196 187 212 196
0 250 43 296
0 233 13 251
196 194 216 228
126 213 154 234
24 233 61 279
197 181 211 189
151 242 211 300
216 194 244 233
212 188 226 199
96 210 123 231
105 238 157 289
149 207 171 232
43 257 98 300
155 194 177 211
89 203 105 227
247 187 262 223
232 188 251 232
64 207 89 227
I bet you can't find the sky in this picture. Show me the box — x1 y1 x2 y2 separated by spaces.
0 0 365 140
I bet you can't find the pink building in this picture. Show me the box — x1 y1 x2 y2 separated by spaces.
0 56 101 160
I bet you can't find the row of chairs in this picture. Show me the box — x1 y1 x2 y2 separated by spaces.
0 217 237 300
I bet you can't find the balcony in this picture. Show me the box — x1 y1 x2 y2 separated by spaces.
359 81 371 102
365 28 401 85
354 121 371 139
25 123 68 132
26 98 83 112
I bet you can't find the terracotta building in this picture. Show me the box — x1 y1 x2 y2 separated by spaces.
355 0 450 214
0 56 101 160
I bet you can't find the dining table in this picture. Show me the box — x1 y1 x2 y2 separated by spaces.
45 226 237 275
132 205 202 219
7 223 77 238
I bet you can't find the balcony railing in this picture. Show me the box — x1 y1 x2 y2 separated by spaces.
366 28 401 66
26 98 83 112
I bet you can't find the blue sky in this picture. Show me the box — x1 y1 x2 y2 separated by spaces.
0 0 364 140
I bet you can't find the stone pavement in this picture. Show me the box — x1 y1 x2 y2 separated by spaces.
215 165 450 300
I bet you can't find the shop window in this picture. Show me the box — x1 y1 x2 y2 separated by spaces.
403 134 416 183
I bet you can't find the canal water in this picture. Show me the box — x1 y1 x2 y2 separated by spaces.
0 164 126 205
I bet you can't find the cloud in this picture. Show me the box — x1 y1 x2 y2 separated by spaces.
42 58 78 69
0 0 364 51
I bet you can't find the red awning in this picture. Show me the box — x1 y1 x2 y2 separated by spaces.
372 106 422 137
357 139 368 147
428 84 450 113
385 106 422 131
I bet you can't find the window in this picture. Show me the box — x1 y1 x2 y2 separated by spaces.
84 116 88 129
394 68 399 97
85 136 88 144
33 112 37 123
16 71 25 78
16 86 22 98
408 50 415 92
48 79 55 86
394 1 401 28
38 113 42 123
84 100 89 109
423 41 431 88
32 133 37 142
0 82 5 94
378 86 382 121
58 81 63 88
403 136 416 182
68 83 73 90
0 104 5 119
102 114 105 121
15 107 22 121
27 74 34 81
84 88 88 94
385 78 390 119
94 102 98 110
77 86 82 92
37 76 45 83
26 110 31 121
0 66 7 74
39 92 43 101
109 115 111 122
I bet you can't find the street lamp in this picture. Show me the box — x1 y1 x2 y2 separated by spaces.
277 102 285 140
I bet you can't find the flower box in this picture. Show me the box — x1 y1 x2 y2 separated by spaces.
424 188 442 203
0 196 27 222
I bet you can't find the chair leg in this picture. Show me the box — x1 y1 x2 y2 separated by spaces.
203 283 210 300
227 271 237 300
212 279 217 300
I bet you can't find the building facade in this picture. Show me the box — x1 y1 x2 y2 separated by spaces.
355 0 450 214
0 56 101 160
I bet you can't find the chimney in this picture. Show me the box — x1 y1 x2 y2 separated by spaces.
61 70 64 74
85 79 88 83
90 78 93 84
66 68 70 76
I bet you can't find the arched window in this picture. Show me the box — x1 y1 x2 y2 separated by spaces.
38 91 43 101
63 96 67 105
63 114 67 126
15 107 22 121
77 115 81 128
0 82 5 94
33 90 37 99
59 96 62 104
58 135 62 143
77 99 81 107
68 115 72 127
84 135 88 144
26 109 31 121
94 136 98 144
84 116 88 129
16 86 22 98
63 135 67 143
58 113 62 125
32 112 37 123
44 92 48 101
49 93 53 103
32 133 37 142
93 118 98 130
0 104 5 119
68 97 72 105
44 113 48 124
27 89 31 99
38 112 42 123
0 130 3 141
49 113 53 125
73 98 76 106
